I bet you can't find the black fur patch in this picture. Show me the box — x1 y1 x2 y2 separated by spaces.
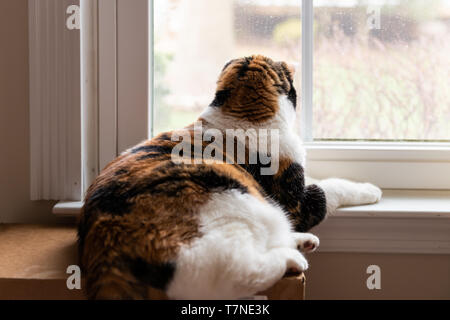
242 161 274 197
242 161 326 232
137 153 170 161
211 89 231 107
129 258 175 291
84 180 134 216
156 133 171 141
222 59 237 72
288 87 297 109
132 145 173 155
238 56 253 79
140 165 249 197
300 184 327 231
277 162 305 209
277 163 326 231
114 169 128 176
84 163 249 217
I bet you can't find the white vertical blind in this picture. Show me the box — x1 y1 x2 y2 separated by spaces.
29 0 81 201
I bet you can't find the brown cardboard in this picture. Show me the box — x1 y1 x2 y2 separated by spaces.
0 224 305 300
259 273 305 300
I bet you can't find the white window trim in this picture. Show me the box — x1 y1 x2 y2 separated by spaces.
97 0 150 171
98 0 118 171
54 0 450 254
301 0 313 142
81 0 150 193
80 0 100 195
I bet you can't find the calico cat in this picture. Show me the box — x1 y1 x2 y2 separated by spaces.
78 55 381 300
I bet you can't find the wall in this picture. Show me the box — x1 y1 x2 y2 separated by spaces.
305 252 450 299
0 0 72 223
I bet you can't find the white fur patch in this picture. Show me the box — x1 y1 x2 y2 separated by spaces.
166 190 312 300
199 95 306 168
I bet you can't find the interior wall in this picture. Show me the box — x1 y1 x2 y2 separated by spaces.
0 0 72 223
305 252 450 299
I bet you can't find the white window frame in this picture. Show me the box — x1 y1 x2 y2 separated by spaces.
84 0 149 193
35 0 149 206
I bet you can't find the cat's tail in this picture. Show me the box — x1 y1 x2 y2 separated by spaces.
306 176 382 216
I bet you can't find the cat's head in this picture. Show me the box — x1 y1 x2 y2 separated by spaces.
207 55 297 126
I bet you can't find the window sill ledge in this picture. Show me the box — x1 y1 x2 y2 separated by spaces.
53 201 84 217
53 190 450 254
335 189 450 219
312 189 450 254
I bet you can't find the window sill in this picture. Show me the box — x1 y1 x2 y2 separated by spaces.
335 189 450 218
53 190 450 254
312 189 450 254
53 201 84 217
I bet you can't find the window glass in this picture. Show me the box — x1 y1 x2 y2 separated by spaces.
154 0 301 134
313 0 450 141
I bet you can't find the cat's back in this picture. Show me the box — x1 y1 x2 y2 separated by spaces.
76 130 268 298
80 130 263 222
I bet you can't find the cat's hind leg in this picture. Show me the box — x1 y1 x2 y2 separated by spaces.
166 190 311 299
236 247 309 296
166 237 309 300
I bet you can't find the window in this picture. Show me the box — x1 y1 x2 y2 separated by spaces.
42 0 450 206
151 0 450 190
49 0 450 253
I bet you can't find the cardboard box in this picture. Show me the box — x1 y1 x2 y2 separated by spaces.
0 224 305 300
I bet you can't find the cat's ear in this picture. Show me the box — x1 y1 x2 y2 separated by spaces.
287 62 299 76
222 59 237 72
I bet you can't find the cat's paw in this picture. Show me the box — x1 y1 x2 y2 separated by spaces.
283 248 309 273
278 248 309 273
358 183 382 204
292 232 320 253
